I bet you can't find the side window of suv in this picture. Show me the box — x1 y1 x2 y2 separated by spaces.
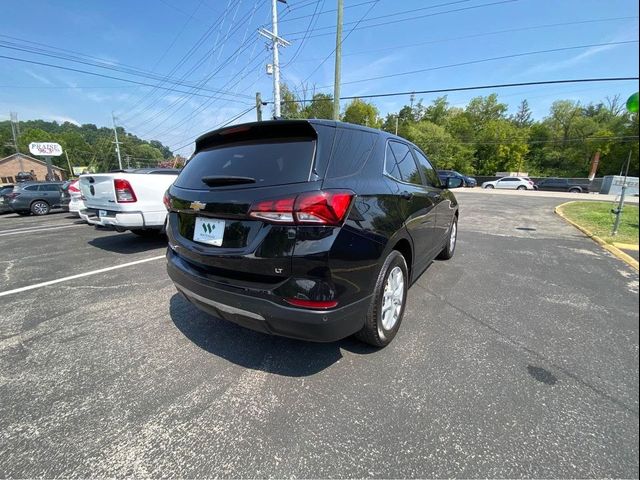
413 149 440 187
326 129 377 179
385 141 421 185
24 185 39 191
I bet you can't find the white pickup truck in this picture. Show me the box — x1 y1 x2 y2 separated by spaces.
79 168 180 236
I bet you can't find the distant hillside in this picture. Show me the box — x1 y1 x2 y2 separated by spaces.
0 119 174 173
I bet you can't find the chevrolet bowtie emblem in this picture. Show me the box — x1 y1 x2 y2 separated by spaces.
190 201 206 211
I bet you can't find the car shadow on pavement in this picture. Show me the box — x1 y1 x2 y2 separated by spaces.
169 294 377 377
88 232 168 254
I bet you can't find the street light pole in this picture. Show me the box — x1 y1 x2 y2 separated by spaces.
612 150 632 236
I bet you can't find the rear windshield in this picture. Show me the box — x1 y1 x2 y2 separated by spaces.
175 139 315 189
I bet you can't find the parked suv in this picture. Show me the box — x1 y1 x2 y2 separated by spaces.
482 176 535 190
5 181 64 215
437 170 477 187
535 178 590 193
0 184 16 214
165 120 462 347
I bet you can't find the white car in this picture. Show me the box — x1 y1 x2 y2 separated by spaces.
64 179 85 217
482 176 535 190
79 168 179 236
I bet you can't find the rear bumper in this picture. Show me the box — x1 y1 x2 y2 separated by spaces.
79 208 165 229
167 249 368 342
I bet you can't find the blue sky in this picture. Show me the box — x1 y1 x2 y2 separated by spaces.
1 0 638 156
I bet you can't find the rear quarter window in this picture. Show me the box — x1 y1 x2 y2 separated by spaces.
325 128 378 179
175 139 316 189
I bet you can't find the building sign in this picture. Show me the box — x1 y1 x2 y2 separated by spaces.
29 142 63 157
72 166 89 175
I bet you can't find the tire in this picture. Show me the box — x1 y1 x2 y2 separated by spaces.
568 188 581 193
484 184 494 189
30 201 50 215
438 215 458 260
356 250 408 347
517 185 526 190
131 229 162 237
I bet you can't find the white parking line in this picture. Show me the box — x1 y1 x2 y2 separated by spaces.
0 224 85 237
0 255 166 297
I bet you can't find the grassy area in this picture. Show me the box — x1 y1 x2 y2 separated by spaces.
558 201 639 245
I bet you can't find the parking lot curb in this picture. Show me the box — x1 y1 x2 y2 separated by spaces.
555 201 639 271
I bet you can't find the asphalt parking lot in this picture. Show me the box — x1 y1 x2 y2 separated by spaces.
0 191 638 478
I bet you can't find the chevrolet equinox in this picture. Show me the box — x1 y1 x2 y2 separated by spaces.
165 120 462 347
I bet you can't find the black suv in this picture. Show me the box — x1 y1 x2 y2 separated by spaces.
535 178 590 193
166 120 462 346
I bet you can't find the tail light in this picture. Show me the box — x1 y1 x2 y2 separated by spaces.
6 192 20 200
68 181 80 193
249 190 354 226
114 179 137 203
528 180 534 186
163 190 171 211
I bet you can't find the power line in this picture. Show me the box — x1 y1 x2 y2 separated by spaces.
135 0 268 137
301 0 380 83
286 0 518 40
282 0 326 68
119 1 259 122
133 14 266 137
169 105 257 151
277 0 376 24
288 16 639 63
268 77 640 103
312 40 640 89
0 40 253 99
288 0 476 35
0 53 255 102
124 1 265 129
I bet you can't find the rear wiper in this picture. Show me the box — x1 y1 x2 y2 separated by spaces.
201 176 256 187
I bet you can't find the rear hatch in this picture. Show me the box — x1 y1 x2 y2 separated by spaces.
167 120 336 282
79 174 117 209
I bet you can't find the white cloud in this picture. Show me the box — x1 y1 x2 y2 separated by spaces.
517 36 634 77
24 69 54 85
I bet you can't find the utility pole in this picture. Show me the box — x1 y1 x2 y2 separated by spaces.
111 112 123 170
65 151 73 178
612 91 639 236
395 115 399 135
9 112 23 171
256 92 263 121
332 0 344 120
259 0 290 119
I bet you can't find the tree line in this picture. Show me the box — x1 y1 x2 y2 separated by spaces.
280 85 640 177
0 119 175 173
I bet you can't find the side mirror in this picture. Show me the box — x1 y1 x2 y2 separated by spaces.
445 177 464 189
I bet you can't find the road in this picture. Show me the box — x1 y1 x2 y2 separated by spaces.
0 193 638 478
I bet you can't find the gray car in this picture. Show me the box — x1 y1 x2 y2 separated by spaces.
6 181 65 216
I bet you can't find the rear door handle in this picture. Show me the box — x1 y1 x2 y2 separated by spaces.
400 191 413 200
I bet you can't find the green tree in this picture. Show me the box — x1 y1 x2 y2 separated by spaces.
279 84 303 119
303 93 333 119
474 120 530 174
511 99 533 128
342 98 381 127
405 121 475 173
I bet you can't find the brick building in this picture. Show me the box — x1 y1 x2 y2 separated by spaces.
0 153 66 183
